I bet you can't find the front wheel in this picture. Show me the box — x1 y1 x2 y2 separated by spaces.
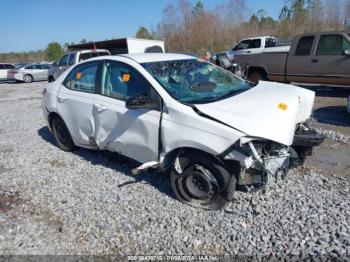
23 74 33 83
170 151 236 210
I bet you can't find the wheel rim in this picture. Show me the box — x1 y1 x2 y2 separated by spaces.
56 120 69 145
175 164 219 204
24 75 31 82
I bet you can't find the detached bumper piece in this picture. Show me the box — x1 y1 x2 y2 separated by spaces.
291 127 325 166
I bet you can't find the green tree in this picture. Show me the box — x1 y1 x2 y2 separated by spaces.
135 26 154 39
45 42 64 61
80 38 88 43
192 1 204 16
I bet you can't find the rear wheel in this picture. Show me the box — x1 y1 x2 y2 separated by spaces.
170 151 236 210
23 74 33 83
247 70 267 84
51 116 76 152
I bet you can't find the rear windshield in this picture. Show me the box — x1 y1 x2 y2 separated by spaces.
79 52 109 62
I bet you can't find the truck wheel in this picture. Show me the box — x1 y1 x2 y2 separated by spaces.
170 151 236 210
23 74 33 83
248 70 267 84
51 116 76 152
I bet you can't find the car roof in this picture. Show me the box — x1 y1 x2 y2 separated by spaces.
89 53 197 64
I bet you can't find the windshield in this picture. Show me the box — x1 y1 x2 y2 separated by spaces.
142 59 252 104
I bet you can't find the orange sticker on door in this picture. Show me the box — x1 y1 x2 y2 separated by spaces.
122 73 131 82
76 72 82 80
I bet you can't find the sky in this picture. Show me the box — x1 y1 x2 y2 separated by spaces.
0 0 284 53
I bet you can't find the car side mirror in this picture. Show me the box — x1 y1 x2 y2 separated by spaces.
126 95 158 110
343 49 350 56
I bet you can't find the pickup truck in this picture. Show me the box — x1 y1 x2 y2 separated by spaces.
226 36 286 61
48 49 110 82
235 31 350 86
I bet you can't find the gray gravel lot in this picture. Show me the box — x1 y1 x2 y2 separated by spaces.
0 81 349 258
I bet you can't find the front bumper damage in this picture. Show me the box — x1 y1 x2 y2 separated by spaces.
291 123 325 166
223 122 325 189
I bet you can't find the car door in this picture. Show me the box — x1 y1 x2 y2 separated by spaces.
286 35 315 83
92 60 161 163
232 39 252 56
54 54 69 79
34 65 47 80
57 61 100 147
40 64 50 80
310 34 350 85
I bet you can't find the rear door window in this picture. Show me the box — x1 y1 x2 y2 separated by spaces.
295 36 315 56
265 38 276 48
63 62 98 93
0 65 4 69
37 64 49 69
316 34 350 55
250 39 261 49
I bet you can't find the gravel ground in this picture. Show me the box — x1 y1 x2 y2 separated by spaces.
0 81 349 259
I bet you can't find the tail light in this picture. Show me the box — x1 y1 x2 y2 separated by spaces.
9 69 18 74
42 88 47 96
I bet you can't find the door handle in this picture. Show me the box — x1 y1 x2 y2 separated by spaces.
94 103 107 112
246 51 251 53
57 95 66 103
311 59 319 63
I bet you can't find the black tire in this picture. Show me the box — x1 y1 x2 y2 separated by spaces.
170 151 236 210
247 70 267 84
48 76 55 82
23 74 33 83
51 116 76 152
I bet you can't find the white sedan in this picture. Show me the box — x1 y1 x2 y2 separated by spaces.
42 53 324 210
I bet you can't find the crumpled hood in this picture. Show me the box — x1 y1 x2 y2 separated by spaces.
195 81 315 146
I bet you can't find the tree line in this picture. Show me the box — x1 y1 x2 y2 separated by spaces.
0 39 89 64
136 0 350 54
1 0 350 63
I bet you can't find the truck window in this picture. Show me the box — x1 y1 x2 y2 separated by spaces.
234 40 251 50
295 36 314 56
68 54 75 65
250 39 261 49
91 51 109 58
79 53 91 62
59 55 69 67
316 35 350 55
265 38 276 48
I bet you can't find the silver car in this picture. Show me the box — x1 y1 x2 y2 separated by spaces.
8 64 50 83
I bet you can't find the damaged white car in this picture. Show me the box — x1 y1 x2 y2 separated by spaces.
42 53 324 210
